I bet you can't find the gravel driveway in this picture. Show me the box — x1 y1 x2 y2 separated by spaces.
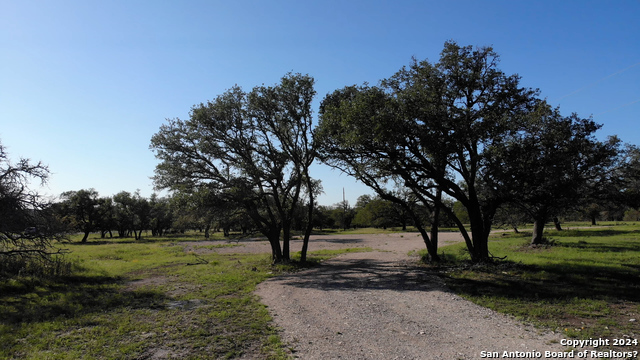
254 233 566 359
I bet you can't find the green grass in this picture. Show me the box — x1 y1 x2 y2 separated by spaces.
0 233 372 359
424 225 640 353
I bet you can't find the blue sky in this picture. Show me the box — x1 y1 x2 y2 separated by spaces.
1 0 639 206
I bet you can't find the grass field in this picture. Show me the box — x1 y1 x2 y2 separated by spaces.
4 224 640 358
424 223 640 354
0 233 369 359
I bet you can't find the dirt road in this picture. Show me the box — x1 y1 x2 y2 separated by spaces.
253 233 565 359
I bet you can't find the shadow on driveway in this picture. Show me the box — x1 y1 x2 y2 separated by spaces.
271 255 446 293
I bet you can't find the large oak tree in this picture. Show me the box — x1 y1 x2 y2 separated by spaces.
150 73 317 263
317 41 537 262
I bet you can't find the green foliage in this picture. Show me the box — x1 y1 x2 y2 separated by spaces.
317 41 539 262
150 73 317 263
485 102 620 244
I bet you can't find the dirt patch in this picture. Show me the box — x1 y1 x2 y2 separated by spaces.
124 276 170 292
181 231 466 256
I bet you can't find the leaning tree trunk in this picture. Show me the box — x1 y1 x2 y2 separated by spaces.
81 230 90 243
407 207 439 262
553 217 562 231
429 188 443 257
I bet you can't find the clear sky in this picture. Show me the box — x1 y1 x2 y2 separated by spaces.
1 0 639 207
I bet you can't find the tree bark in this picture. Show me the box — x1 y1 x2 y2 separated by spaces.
531 218 546 245
466 206 490 262
282 221 291 262
300 184 314 263
429 188 443 258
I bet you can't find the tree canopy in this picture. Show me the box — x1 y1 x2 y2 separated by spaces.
150 73 317 262
317 41 537 262
484 102 620 244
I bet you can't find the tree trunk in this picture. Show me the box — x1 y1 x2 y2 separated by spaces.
269 234 284 263
466 206 490 262
591 215 597 226
415 221 438 262
407 208 439 262
531 218 546 245
282 223 291 261
81 231 89 243
429 188 442 258
300 186 314 263
204 224 210 239
553 217 562 231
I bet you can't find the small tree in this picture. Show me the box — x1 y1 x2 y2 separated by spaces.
149 194 173 236
113 191 135 238
96 197 116 238
59 189 100 243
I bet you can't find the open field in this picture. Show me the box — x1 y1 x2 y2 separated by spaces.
0 234 337 359
2 224 639 358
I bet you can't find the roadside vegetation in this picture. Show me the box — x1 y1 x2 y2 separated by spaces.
420 223 640 353
0 232 370 359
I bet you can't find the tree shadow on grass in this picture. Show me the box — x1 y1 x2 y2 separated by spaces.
0 274 169 325
442 260 640 303
552 228 640 238
557 241 640 253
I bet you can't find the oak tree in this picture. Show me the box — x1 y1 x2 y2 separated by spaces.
151 73 317 263
317 42 537 262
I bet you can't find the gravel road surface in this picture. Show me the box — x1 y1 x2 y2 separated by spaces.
254 233 566 359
